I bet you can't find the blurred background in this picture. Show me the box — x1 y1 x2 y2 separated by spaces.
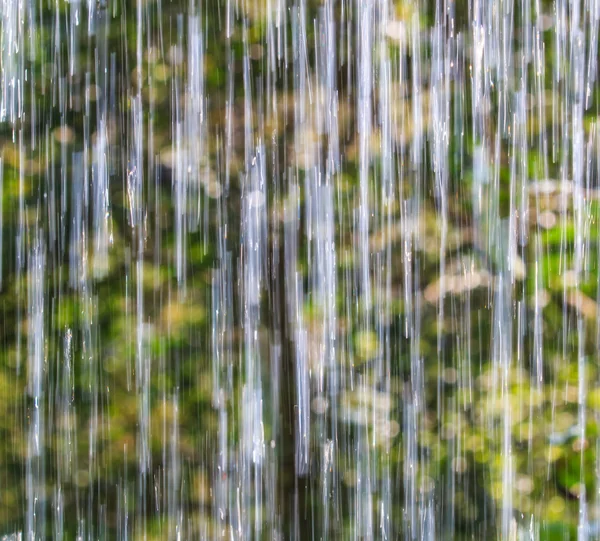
0 0 598 538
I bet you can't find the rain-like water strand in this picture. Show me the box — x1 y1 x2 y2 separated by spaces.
0 0 599 538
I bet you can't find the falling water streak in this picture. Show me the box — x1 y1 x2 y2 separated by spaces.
26 233 46 541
